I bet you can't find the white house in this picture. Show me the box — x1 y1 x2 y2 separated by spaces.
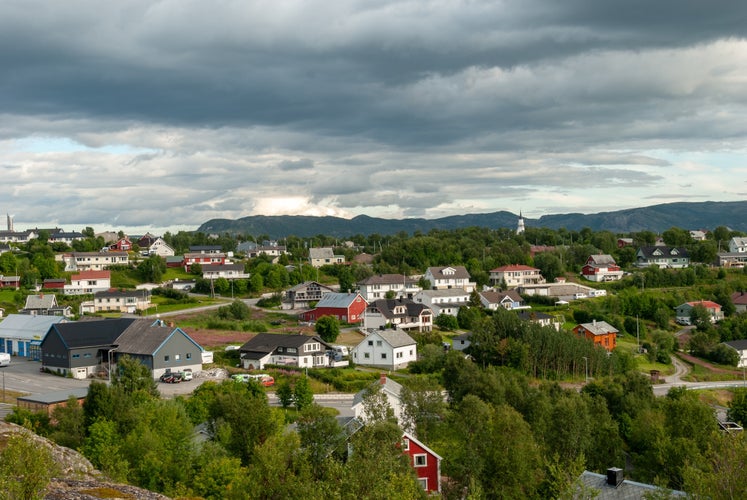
724 340 747 368
309 247 346 267
352 328 417 370
58 251 129 271
489 265 544 288
479 289 529 311
351 374 406 425
414 288 470 317
202 264 250 280
93 289 152 314
424 266 476 292
729 237 747 253
147 237 175 257
357 274 421 302
63 270 112 295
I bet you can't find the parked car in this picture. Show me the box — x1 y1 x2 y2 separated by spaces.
160 372 182 383
182 368 193 381
232 373 274 386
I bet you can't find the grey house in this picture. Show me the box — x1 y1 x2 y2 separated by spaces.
40 318 204 379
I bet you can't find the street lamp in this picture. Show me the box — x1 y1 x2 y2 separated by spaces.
584 357 589 382
108 349 115 383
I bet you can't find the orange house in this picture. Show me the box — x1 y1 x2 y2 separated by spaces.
573 320 619 351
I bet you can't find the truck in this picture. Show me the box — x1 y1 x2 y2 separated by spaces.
0 353 9 367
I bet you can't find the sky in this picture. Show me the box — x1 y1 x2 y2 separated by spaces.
2 1 747 236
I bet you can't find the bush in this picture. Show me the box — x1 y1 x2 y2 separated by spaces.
257 293 282 307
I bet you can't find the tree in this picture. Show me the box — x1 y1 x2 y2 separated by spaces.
296 404 347 464
49 395 85 449
533 252 563 283
138 254 166 282
729 388 747 426
293 376 314 411
275 380 293 409
435 313 459 331
0 432 59 500
315 315 340 343
111 355 159 398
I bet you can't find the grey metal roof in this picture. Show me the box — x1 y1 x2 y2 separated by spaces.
578 321 619 336
0 314 68 341
427 265 471 280
113 320 200 356
23 294 58 309
309 247 335 259
480 290 522 304
724 339 747 351
316 292 363 308
637 246 690 259
368 298 431 319
587 254 617 265
47 318 137 348
95 289 148 299
352 375 403 407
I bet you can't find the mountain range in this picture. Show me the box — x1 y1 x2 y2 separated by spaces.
197 201 747 239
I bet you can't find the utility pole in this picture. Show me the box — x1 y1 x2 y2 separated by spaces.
582 356 588 383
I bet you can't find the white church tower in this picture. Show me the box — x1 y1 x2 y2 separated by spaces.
6 213 13 232
516 211 525 235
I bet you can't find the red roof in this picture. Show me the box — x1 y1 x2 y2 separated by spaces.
490 264 539 272
71 270 111 280
686 300 721 309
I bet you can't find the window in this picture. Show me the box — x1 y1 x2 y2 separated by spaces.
364 353 370 359
186 353 192 360
381 353 387 359
175 354 181 360
396 352 403 358
414 454 427 467
418 478 428 491
164 355 170 362
368 340 373 346
72 354 80 359
84 353 91 358
402 438 410 451
376 340 382 347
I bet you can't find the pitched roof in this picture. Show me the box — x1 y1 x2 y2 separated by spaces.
637 246 689 258
427 265 471 280
731 292 747 306
681 300 721 310
480 290 522 304
47 318 137 348
114 320 201 355
368 298 431 319
516 310 553 321
587 254 617 265
287 281 335 292
0 314 68 340
352 374 404 407
95 289 149 299
316 292 364 308
309 247 335 259
357 274 416 286
202 264 245 272
578 471 686 498
71 270 111 280
724 339 747 351
24 294 58 309
239 333 329 354
17 387 89 405
577 320 619 336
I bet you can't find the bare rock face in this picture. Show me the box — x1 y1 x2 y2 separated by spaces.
0 422 171 500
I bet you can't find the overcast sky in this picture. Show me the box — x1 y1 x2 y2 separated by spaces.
2 1 747 234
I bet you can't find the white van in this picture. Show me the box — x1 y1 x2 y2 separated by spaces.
332 345 349 357
0 353 10 367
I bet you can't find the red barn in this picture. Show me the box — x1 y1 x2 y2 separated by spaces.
299 292 367 324
43 279 66 290
402 431 442 494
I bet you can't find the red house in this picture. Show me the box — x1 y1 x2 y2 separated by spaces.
109 237 132 252
402 431 442 494
573 320 619 351
299 292 367 324
182 252 227 272
581 254 623 282
42 278 66 290
0 275 20 289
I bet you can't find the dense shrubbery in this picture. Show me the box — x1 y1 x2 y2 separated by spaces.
307 367 379 392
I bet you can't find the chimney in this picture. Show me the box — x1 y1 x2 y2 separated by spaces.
380 373 387 385
606 467 623 487
593 319 597 326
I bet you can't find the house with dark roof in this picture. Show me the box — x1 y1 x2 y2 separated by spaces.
364 298 433 332
40 318 203 379
357 274 421 302
723 339 747 368
479 289 529 311
17 387 89 417
351 328 417 370
516 310 562 331
238 333 334 370
636 246 690 268
578 468 686 499
414 288 470 317
282 281 337 310
20 293 73 317
299 292 368 324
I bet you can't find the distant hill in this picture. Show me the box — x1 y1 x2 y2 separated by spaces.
197 201 747 238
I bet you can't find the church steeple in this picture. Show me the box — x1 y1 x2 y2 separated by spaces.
516 210 525 235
